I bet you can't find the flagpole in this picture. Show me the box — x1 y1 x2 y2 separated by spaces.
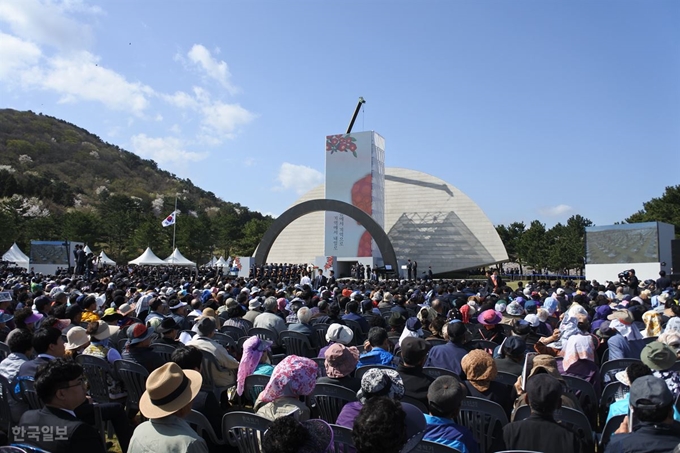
172 195 177 252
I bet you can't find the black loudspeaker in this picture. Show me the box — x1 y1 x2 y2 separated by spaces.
672 239 680 276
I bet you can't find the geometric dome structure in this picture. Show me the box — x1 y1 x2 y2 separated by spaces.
266 167 508 273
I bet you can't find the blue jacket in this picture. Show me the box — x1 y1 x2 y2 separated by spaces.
607 394 680 423
608 334 645 361
605 421 680 453
423 414 479 453
357 347 395 368
424 342 468 376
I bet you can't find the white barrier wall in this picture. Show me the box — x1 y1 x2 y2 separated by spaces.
585 262 662 284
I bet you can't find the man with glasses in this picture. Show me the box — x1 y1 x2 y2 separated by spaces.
18 359 106 453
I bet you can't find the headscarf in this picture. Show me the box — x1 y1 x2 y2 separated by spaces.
543 297 559 316
664 317 680 335
658 332 680 354
237 336 272 396
642 311 663 338
562 334 595 372
460 304 471 324
398 318 423 346
417 306 438 324
258 355 317 404
609 318 643 341
591 306 612 333
357 368 404 404
461 350 497 392
559 304 588 342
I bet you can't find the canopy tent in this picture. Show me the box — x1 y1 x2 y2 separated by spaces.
99 251 117 266
83 245 93 254
129 247 166 266
2 243 29 270
164 248 196 267
215 256 228 268
205 256 218 267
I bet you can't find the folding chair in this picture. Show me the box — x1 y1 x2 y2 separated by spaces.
200 351 230 400
599 382 628 429
221 325 247 342
600 359 641 388
222 411 271 452
151 343 176 363
309 383 358 424
19 380 42 410
279 331 316 358
456 397 508 453
330 424 355 453
312 357 327 378
422 367 459 380
114 359 149 414
8 445 52 453
243 374 271 406
355 365 396 381
494 371 519 388
313 324 330 349
599 414 625 451
213 332 237 350
248 328 279 346
407 440 464 452
562 375 598 427
513 405 595 447
186 409 225 445
76 355 114 404
402 396 429 413
343 319 366 345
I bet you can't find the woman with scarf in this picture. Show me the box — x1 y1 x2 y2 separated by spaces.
254 355 318 421
461 349 515 419
236 336 274 402
561 333 601 395
642 310 663 338
398 318 425 346
590 305 612 334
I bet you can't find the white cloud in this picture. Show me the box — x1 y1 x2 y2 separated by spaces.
275 163 323 195
538 204 574 217
0 32 41 78
185 44 238 94
130 134 208 164
0 0 98 50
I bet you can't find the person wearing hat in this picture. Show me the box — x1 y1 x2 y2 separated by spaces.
128 362 208 453
387 312 407 344
424 322 471 376
641 341 680 399
17 359 107 453
13 307 44 333
187 316 239 388
470 309 505 345
608 309 646 361
64 326 90 360
501 301 525 326
503 374 584 453
422 375 479 453
462 349 514 419
398 337 434 408
253 297 287 336
512 354 581 412
357 327 396 368
62 303 83 335
153 317 182 348
317 343 361 392
243 295 263 324
122 323 165 373
262 415 333 453
254 355 318 421
605 375 680 453
318 323 354 357
144 297 167 330
169 299 192 331
494 336 527 376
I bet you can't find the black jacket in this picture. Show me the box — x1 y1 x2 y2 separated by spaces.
397 364 434 408
19 406 106 453
605 421 680 453
503 412 583 453
122 346 165 373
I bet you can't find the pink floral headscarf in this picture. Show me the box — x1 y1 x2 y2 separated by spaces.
258 355 317 403
236 336 272 396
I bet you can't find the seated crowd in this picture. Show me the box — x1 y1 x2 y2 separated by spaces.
0 268 678 453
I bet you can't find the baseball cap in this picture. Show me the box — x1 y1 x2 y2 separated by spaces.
629 375 674 410
526 374 563 411
401 337 430 364
427 375 465 416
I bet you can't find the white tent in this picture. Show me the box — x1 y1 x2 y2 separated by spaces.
129 247 166 266
205 256 218 267
99 251 117 266
83 245 93 254
215 256 228 268
2 243 29 270
164 248 196 267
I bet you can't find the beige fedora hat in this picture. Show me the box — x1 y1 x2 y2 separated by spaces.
65 326 90 350
90 320 120 341
139 363 202 419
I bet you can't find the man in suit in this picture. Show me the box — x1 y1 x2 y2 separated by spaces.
313 269 327 290
18 327 65 379
327 270 336 288
18 359 106 453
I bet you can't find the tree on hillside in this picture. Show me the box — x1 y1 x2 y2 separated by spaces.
496 222 526 274
626 185 680 237
518 220 548 272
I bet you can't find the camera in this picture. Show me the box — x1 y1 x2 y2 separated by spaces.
618 270 631 280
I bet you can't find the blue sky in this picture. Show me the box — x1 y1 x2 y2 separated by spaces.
1 0 678 228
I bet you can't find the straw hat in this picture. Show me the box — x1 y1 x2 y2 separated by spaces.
139 363 202 419
65 327 90 350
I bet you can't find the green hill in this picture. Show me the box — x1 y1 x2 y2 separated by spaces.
0 108 272 263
